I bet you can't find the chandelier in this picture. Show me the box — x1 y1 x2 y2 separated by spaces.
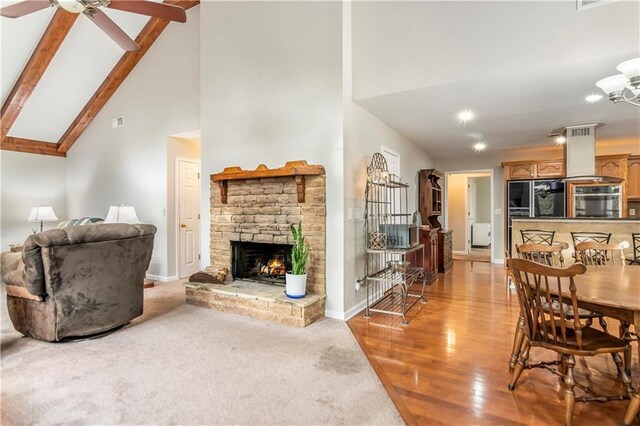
595 58 640 106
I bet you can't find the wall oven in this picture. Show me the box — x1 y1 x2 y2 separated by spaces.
571 184 622 218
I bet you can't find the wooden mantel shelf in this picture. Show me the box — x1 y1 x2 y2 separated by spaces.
211 161 325 204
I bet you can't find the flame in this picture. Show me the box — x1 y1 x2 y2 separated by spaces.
267 258 284 269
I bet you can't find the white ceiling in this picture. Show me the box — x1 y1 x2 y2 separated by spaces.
0 1 155 143
352 0 640 158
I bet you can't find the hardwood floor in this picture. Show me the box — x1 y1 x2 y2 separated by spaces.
453 248 492 263
348 260 639 425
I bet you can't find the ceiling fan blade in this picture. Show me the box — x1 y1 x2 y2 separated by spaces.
0 0 51 18
85 8 139 51
107 1 186 23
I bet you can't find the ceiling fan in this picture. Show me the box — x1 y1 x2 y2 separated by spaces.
0 0 188 51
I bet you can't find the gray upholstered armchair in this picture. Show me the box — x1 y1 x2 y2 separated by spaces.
3 223 156 342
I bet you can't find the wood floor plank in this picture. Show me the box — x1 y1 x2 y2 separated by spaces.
348 261 639 425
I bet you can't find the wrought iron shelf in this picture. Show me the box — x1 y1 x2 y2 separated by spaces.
363 152 428 326
367 266 424 284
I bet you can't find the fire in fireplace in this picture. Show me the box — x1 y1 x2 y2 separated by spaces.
231 241 292 286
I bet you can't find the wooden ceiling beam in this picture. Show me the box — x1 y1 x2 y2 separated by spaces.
57 0 200 154
1 137 66 157
1 9 79 141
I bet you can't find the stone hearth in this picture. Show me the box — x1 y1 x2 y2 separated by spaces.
186 161 327 327
186 280 326 327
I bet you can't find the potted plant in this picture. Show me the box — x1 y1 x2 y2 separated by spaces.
285 223 308 298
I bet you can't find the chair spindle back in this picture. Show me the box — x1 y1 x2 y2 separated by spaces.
521 229 555 245
574 241 628 266
508 258 587 349
516 242 567 267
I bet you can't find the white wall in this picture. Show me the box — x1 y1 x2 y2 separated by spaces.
342 1 435 318
200 2 344 314
0 151 67 250
65 7 200 278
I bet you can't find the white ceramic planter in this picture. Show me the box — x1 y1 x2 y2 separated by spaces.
285 273 307 298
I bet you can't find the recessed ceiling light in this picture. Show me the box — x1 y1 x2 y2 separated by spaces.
457 109 475 123
555 136 566 144
473 141 486 151
584 94 603 103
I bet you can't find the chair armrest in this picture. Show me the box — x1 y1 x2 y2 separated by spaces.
1 251 23 282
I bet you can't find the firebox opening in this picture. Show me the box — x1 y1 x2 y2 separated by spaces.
231 241 293 286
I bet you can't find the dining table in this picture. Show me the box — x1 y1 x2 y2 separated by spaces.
508 263 640 424
574 265 640 425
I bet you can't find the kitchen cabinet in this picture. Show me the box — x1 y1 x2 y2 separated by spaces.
595 155 628 180
626 156 640 199
503 159 564 180
536 160 564 178
505 162 536 180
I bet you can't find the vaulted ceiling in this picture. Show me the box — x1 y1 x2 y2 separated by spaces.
0 0 199 157
352 1 640 158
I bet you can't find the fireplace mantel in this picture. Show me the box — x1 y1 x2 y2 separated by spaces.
211 161 325 204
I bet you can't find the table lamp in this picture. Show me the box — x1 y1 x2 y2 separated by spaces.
27 206 58 232
104 205 140 224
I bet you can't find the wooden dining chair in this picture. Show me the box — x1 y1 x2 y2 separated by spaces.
626 233 640 265
574 241 628 266
509 242 607 371
521 229 555 245
624 392 640 426
516 242 568 266
507 258 633 426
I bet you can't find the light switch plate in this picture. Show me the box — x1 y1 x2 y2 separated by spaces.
495 208 503 215
630 208 636 216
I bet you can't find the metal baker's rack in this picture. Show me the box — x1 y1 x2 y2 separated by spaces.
363 153 427 326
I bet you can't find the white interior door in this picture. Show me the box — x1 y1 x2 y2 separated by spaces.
178 159 200 278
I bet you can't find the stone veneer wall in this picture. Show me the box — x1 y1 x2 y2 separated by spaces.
210 175 326 294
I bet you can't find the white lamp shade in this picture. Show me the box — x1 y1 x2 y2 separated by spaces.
595 74 629 94
105 205 140 224
616 58 640 80
27 206 58 222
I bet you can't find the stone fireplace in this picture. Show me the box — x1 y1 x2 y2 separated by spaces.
186 161 327 327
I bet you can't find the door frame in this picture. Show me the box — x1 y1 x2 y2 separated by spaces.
444 168 495 263
175 156 201 278
467 177 477 254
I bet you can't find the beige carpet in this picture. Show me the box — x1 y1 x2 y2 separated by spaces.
1 281 402 425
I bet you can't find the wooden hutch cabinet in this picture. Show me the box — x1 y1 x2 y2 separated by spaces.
437 230 453 273
418 169 453 276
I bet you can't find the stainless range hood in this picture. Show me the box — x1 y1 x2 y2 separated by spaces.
562 123 623 183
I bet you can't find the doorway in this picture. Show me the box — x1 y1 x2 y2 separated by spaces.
168 132 201 280
444 170 493 263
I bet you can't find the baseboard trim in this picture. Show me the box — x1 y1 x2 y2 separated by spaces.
146 274 178 283
492 259 505 265
325 298 367 321
324 309 346 320
344 298 367 321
